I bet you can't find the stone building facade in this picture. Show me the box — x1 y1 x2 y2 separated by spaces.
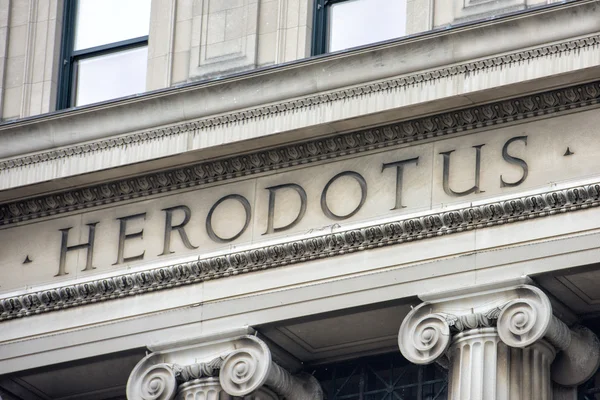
1 0 600 399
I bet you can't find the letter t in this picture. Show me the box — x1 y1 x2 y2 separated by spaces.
382 157 419 210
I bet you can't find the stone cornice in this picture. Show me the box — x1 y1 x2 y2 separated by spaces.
1 78 600 227
0 0 598 186
2 180 600 322
1 34 599 175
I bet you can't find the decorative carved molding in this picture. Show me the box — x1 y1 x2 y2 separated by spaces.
2 34 599 174
3 181 600 322
445 307 501 332
127 335 323 400
174 357 224 383
1 56 600 226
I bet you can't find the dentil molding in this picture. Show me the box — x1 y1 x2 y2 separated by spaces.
1 41 600 226
2 34 598 174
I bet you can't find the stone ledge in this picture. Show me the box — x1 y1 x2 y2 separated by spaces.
0 80 598 226
2 179 600 323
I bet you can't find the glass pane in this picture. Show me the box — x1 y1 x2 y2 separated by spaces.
74 0 151 50
75 46 148 106
309 352 448 400
328 0 407 52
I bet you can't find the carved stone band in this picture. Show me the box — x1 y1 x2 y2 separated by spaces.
6 181 600 323
2 44 600 228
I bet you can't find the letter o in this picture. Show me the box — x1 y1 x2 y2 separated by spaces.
206 194 252 243
321 171 368 220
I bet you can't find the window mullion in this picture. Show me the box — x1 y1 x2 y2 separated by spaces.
57 0 77 109
72 35 148 59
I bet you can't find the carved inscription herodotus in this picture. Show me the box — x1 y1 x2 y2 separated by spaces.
2 89 600 319
6 133 532 284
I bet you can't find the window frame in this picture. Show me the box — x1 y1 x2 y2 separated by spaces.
312 0 339 56
308 351 448 400
312 0 405 56
57 0 149 109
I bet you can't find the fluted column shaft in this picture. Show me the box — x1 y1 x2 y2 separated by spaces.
447 327 555 400
177 377 230 400
176 377 278 400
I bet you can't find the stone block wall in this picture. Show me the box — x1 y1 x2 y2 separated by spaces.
147 0 315 89
433 0 556 27
0 0 62 120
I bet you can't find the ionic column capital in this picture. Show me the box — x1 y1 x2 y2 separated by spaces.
218 335 322 399
496 287 600 386
398 283 600 387
398 284 544 365
126 334 323 400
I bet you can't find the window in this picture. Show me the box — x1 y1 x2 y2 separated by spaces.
57 0 152 109
312 0 408 55
309 352 448 400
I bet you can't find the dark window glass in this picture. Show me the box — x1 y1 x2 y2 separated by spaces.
307 352 448 400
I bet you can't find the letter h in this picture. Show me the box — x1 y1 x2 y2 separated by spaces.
55 222 98 277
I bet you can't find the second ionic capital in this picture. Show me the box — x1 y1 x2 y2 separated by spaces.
398 283 600 387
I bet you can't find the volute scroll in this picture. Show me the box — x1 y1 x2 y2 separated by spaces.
398 307 451 365
496 286 553 348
